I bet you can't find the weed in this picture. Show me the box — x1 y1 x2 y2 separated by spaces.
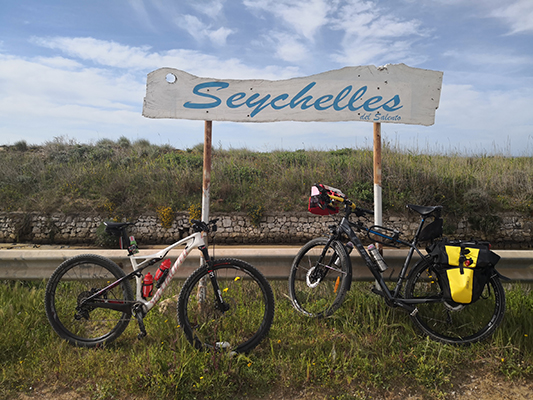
248 204 264 227
188 203 202 223
157 206 175 229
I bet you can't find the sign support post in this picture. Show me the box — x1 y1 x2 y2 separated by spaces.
202 121 212 225
197 120 212 302
373 122 382 228
373 122 383 285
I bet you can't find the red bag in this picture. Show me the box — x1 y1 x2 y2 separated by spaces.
308 184 345 215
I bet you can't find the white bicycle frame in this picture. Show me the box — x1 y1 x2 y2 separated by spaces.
129 231 206 313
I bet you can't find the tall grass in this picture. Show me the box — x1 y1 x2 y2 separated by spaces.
1 280 532 399
1 137 532 222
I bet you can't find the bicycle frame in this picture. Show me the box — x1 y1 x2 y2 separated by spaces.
80 230 223 317
334 207 441 313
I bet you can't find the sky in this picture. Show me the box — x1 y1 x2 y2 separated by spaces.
0 0 532 155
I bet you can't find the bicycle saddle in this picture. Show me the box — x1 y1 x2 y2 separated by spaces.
407 205 442 216
104 221 134 230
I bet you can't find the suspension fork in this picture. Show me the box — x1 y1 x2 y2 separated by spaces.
198 245 229 311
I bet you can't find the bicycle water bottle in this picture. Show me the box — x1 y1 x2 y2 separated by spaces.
155 259 171 288
367 244 388 272
142 272 154 298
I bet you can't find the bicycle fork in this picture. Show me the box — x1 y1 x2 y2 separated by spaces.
198 246 230 312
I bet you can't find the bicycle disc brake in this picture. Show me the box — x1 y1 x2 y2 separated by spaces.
306 266 326 288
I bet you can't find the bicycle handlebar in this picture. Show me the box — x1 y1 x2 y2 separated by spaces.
316 184 373 217
191 219 219 233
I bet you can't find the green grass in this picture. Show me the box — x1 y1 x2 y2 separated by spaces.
1 137 532 223
1 280 532 399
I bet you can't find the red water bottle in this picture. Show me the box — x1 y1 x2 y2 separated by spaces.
155 259 171 288
142 272 153 298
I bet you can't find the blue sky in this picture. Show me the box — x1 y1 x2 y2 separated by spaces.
0 0 532 155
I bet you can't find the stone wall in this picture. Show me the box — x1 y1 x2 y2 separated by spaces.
0 211 531 249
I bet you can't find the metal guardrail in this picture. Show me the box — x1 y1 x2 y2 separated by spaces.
1 247 532 281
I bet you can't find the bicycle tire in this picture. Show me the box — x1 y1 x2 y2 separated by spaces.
44 254 134 348
405 258 506 345
288 238 352 318
177 258 275 354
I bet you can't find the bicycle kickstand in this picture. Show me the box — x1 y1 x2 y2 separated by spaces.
132 303 147 340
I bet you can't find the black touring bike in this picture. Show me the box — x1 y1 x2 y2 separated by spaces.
288 184 506 345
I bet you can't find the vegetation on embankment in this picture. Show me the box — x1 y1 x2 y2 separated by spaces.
1 137 532 224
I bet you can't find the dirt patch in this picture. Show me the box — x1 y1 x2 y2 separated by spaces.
13 375 533 400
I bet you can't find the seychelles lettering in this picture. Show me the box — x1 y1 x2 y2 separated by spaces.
183 81 403 119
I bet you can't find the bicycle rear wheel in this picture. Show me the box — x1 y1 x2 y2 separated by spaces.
405 258 506 345
44 254 134 348
177 258 275 354
288 238 351 318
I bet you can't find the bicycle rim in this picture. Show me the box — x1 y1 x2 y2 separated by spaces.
289 238 351 318
177 259 274 354
406 261 505 345
45 255 134 347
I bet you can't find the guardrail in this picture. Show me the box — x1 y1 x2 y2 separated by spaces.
1 247 532 281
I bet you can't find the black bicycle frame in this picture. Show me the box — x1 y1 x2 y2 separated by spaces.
335 208 442 312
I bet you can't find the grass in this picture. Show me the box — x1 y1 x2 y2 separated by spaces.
1 279 532 399
1 137 532 223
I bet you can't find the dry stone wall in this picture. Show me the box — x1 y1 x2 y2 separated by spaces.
0 211 531 249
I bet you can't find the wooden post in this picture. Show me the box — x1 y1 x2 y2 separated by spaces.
373 122 383 284
373 122 382 227
202 121 212 224
198 120 212 303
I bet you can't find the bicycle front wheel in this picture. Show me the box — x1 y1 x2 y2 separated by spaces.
405 258 506 345
177 258 275 354
288 238 352 318
44 254 134 348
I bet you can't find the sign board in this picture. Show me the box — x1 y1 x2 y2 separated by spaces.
143 64 443 126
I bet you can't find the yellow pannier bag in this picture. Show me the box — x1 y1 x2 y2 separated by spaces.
429 240 500 304
444 245 479 303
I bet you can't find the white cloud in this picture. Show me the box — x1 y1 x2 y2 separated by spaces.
208 27 233 46
192 0 226 20
491 0 533 34
266 32 310 62
28 36 299 79
244 0 331 40
328 0 426 65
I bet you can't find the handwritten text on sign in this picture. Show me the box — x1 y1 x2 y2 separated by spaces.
143 64 443 126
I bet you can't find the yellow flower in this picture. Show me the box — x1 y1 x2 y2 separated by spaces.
234 277 241 282
223 288 229 292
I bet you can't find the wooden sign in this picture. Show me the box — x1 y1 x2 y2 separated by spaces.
143 64 443 126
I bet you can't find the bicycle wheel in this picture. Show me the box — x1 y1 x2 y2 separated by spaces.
45 254 134 348
288 238 352 318
405 258 506 345
177 258 275 354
